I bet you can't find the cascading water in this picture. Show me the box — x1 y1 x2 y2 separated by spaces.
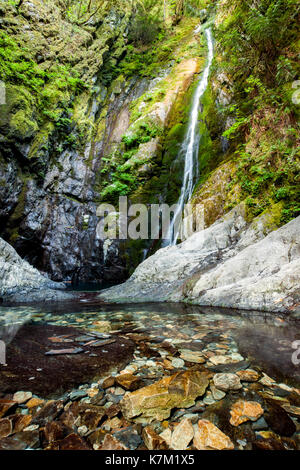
167 28 214 245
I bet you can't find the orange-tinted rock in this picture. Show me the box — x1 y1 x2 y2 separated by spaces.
193 419 234 450
282 404 300 417
115 373 141 391
26 398 45 409
121 370 210 421
142 426 168 450
11 414 32 433
170 418 194 450
236 370 260 382
0 418 12 439
102 376 115 389
0 399 17 418
230 400 264 426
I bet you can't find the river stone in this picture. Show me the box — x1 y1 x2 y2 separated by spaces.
0 418 12 439
0 323 134 397
229 400 264 426
142 426 168 450
13 391 32 404
210 384 226 400
171 358 185 368
100 433 128 450
193 419 234 450
170 418 194 450
236 369 260 382
179 350 206 364
115 373 142 391
0 399 17 418
120 370 210 421
265 400 296 437
0 430 40 450
213 373 242 391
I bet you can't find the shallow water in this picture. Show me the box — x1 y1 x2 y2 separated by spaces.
0 299 299 387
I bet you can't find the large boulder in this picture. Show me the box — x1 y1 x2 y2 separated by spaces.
0 237 72 303
99 208 300 313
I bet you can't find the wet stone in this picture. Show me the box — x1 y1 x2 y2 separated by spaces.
13 391 32 404
0 430 40 450
115 374 141 391
265 400 296 437
31 400 64 427
0 399 17 418
194 419 234 450
0 418 12 439
230 400 264 426
213 373 242 391
142 426 168 450
58 433 91 450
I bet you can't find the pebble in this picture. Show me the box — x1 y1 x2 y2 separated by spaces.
171 358 185 368
13 391 32 404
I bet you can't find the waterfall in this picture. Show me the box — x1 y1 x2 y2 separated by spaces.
167 28 214 246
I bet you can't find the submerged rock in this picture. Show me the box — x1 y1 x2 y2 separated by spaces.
213 373 242 391
193 419 234 450
229 400 264 426
120 370 210 421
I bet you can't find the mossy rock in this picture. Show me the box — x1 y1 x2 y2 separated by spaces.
0 85 38 141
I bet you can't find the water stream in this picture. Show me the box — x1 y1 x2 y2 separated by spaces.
167 28 214 245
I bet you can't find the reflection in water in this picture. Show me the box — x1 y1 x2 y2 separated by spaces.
0 301 299 385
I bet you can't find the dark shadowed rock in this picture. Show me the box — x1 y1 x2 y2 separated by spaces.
265 400 296 437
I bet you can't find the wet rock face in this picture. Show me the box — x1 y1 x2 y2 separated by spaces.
0 236 73 303
100 208 300 313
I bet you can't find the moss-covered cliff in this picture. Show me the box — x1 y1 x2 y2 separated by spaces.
0 0 299 285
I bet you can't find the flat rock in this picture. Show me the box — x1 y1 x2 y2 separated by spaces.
179 350 205 364
236 369 260 382
170 418 194 450
142 426 168 450
13 391 32 404
121 370 210 421
115 374 142 391
0 418 12 439
0 430 40 450
213 373 242 391
194 419 234 450
265 400 296 437
100 433 128 450
58 433 91 450
230 400 264 426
